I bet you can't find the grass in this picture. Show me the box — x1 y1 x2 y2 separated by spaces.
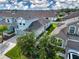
46 23 57 34
59 56 64 59
5 45 28 59
5 23 57 59
37 23 57 39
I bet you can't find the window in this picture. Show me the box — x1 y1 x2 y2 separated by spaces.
17 25 18 28
7 19 9 22
69 26 76 34
23 23 25 25
19 23 22 25
46 17 48 19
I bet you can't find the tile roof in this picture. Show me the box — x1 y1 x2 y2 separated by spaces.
0 10 57 19
63 11 79 19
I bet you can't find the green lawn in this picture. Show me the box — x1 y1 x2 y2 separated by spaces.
37 23 57 39
46 23 57 34
5 45 28 59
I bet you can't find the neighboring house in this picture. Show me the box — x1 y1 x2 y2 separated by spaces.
26 17 51 37
15 17 38 35
0 17 7 25
57 17 79 48
52 16 79 59
0 10 57 36
4 16 56 36
5 17 16 32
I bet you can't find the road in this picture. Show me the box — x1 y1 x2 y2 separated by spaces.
0 36 17 55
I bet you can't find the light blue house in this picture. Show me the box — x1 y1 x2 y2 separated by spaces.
5 17 38 35
4 17 56 36
14 17 38 35
5 17 16 35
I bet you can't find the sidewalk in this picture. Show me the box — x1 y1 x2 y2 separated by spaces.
0 55 10 59
0 36 17 55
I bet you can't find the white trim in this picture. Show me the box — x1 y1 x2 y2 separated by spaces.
68 49 79 55
68 39 79 42
68 25 76 34
68 49 79 59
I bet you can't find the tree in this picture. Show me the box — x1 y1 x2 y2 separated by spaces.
17 32 64 59
0 25 8 42
37 33 64 59
37 33 50 59
17 32 37 59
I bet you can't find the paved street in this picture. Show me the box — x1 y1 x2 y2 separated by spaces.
0 55 10 59
0 36 17 55
0 36 17 59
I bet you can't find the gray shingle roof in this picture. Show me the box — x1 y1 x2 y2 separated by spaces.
67 40 79 51
27 17 50 31
28 20 42 31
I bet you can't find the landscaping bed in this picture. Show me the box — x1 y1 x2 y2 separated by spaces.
5 45 28 59
46 23 57 34
37 23 57 39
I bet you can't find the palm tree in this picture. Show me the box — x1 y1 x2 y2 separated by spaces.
0 25 8 42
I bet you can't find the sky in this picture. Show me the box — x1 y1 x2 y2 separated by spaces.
0 0 79 10
0 0 6 2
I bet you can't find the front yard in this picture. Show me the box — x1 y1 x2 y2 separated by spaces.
5 45 28 59
5 23 65 59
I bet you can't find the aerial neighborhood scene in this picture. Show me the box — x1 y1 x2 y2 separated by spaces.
0 0 79 59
